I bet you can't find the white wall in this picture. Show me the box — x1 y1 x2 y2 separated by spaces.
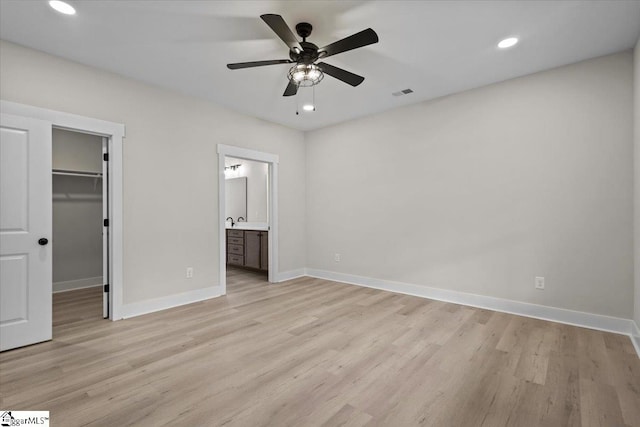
52 175 103 288
306 51 634 319
2 39 634 325
52 128 102 173
245 159 268 223
52 129 103 290
634 39 640 330
0 40 306 305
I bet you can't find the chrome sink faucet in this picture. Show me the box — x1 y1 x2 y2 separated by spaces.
226 217 235 227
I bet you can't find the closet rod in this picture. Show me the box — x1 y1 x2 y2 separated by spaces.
52 169 102 178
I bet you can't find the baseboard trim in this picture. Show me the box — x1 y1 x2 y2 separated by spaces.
53 276 103 293
275 268 307 282
306 268 638 357
120 286 223 319
631 321 640 357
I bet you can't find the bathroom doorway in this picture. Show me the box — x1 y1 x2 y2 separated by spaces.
217 145 279 294
224 156 269 279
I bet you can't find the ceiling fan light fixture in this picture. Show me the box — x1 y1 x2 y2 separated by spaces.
226 14 378 97
302 104 315 112
288 64 324 87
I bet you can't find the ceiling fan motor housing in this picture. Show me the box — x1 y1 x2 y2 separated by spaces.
290 41 320 64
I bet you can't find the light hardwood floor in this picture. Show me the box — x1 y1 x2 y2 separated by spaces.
1 268 639 426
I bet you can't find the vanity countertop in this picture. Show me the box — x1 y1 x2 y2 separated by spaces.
225 222 269 231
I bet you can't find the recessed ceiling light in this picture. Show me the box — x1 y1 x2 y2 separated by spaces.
302 104 315 112
498 37 518 49
49 1 76 15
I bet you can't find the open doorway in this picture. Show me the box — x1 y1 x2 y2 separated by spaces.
52 128 108 325
1 100 123 352
217 145 279 295
224 156 269 291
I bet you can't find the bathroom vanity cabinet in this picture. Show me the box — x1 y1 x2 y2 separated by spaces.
226 229 268 271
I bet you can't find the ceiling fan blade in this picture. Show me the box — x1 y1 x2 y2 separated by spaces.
283 80 298 97
227 59 292 70
317 62 365 87
318 28 378 59
260 14 303 53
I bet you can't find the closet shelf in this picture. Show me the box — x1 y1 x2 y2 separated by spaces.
53 169 102 178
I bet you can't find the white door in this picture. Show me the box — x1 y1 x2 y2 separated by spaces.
0 113 52 351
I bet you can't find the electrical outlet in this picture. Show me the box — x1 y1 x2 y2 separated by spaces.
334 253 341 262
535 276 545 290
186 267 194 278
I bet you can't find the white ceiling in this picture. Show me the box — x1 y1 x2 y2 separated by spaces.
1 1 639 131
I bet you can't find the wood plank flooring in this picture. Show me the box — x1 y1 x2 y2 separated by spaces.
1 268 638 426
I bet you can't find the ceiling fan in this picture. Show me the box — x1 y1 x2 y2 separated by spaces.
227 14 379 97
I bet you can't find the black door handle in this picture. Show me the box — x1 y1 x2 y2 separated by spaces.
38 238 48 246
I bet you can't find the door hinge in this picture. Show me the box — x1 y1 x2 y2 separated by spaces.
104 284 110 292
103 153 109 161
104 218 109 227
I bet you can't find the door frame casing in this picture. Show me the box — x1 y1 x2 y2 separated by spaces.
217 144 279 294
102 137 110 318
1 100 125 320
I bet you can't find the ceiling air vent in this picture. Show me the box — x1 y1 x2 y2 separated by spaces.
392 88 414 96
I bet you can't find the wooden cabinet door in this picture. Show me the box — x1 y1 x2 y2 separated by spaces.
244 231 261 269
260 231 268 271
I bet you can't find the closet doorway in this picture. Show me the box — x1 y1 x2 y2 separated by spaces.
1 99 123 351
52 128 109 320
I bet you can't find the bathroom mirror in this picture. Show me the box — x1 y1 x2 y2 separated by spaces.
225 177 247 221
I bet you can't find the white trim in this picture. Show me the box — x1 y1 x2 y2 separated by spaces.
120 286 223 319
269 162 279 283
631 321 640 357
1 100 125 321
217 144 279 293
275 269 307 282
0 101 124 136
218 150 226 294
217 144 279 164
53 277 103 293
101 137 109 319
306 268 638 352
